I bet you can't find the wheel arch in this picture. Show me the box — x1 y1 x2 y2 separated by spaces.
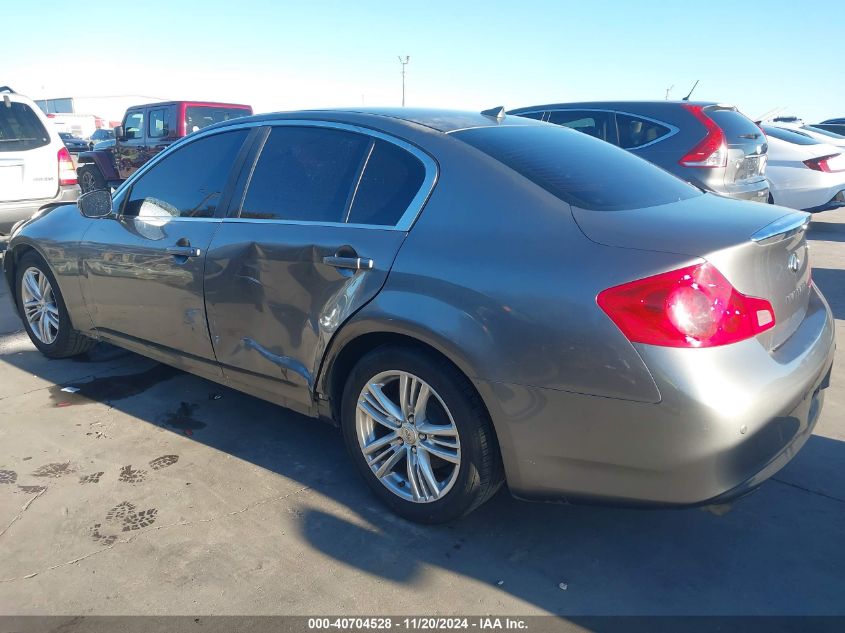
3 243 40 311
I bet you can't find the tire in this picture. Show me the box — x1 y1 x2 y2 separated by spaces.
78 164 106 194
14 251 96 359
341 345 503 523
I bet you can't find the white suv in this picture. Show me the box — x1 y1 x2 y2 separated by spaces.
0 87 79 235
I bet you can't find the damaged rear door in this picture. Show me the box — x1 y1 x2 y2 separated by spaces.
204 122 436 414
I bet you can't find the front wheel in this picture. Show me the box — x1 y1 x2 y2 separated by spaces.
341 345 503 523
78 164 106 193
15 251 96 359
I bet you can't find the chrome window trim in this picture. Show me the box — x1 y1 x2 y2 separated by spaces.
231 119 439 232
546 108 679 149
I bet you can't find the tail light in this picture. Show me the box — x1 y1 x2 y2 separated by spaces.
679 105 727 168
803 153 845 173
597 263 775 348
57 147 77 186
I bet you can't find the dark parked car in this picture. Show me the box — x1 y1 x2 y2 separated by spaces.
509 101 770 203
58 132 89 154
814 118 845 136
87 128 115 149
3 109 834 523
76 100 252 193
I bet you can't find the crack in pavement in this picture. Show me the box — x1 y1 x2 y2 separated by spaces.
0 487 47 540
772 476 845 505
0 484 311 583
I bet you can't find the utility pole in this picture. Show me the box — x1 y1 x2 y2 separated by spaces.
398 56 410 107
665 84 674 100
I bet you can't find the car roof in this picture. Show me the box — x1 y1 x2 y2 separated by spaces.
204 107 546 134
508 100 723 114
126 100 252 110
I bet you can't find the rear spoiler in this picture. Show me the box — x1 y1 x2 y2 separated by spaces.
751 212 811 245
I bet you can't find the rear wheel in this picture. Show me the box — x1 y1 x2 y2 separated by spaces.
15 251 96 359
78 164 106 193
341 345 503 523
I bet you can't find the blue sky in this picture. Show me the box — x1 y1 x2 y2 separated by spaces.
4 0 843 122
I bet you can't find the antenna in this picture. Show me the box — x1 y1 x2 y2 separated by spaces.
398 56 410 107
682 80 699 101
665 84 674 100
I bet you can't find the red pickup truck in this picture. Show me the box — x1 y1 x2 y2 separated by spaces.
77 100 252 192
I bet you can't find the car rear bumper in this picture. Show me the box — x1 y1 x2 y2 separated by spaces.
717 177 771 203
0 186 79 235
480 284 835 506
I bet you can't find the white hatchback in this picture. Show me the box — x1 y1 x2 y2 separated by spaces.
0 87 79 235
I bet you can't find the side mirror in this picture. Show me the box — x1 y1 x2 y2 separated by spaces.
78 189 114 219
113 125 125 141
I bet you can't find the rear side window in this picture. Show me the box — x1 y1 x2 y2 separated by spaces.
706 108 760 140
185 106 250 133
346 139 426 225
455 125 700 212
124 129 248 218
241 127 370 222
762 126 819 146
547 110 613 142
616 113 672 149
0 102 50 152
148 108 169 138
514 111 545 121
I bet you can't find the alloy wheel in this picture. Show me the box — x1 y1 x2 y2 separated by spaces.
20 267 59 345
355 370 461 503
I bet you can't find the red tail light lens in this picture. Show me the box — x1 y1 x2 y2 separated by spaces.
597 263 775 348
803 153 845 173
57 147 77 186
679 104 727 168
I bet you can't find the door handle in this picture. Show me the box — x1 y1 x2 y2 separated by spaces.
166 245 202 258
323 255 374 270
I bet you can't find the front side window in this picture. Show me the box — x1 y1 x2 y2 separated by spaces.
124 111 144 140
616 113 672 149
240 127 370 222
148 109 168 138
0 102 50 152
124 129 248 219
547 110 613 142
455 125 701 212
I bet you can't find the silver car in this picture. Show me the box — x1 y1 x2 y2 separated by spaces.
2 109 834 523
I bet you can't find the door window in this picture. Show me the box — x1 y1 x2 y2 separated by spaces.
616 113 672 149
547 110 613 141
148 108 169 138
123 129 248 218
240 127 370 222
124 111 144 140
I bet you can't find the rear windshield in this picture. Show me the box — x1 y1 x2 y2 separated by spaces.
706 108 761 139
802 125 845 140
0 102 50 152
762 126 820 146
454 125 700 211
185 106 251 133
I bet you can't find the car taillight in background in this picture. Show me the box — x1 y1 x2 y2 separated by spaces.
679 105 727 168
803 153 845 173
597 263 776 348
57 147 77 186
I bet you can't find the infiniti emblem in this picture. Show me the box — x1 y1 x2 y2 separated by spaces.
787 253 800 274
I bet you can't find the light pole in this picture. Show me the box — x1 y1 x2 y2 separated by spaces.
398 56 410 107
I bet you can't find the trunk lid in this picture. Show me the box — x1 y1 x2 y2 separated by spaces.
706 106 768 185
572 194 811 350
